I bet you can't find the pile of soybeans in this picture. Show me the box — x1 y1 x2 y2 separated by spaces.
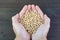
20 10 44 34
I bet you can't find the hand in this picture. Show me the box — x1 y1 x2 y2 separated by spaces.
12 5 30 40
12 4 50 40
32 5 50 40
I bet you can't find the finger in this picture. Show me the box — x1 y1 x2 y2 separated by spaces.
19 5 28 18
12 14 21 33
42 14 50 35
36 5 43 18
28 5 31 11
12 14 20 34
12 13 19 23
12 14 26 33
32 4 37 13
32 15 50 39
12 14 29 36
34 15 50 36
44 14 50 27
37 14 50 35
12 20 28 36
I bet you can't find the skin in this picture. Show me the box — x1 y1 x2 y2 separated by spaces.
12 5 30 40
12 4 50 40
32 5 50 40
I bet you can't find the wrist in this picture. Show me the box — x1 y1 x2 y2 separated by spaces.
15 35 29 40
15 36 23 40
42 38 47 40
41 36 47 40
32 36 47 40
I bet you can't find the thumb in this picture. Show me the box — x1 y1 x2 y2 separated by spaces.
12 14 27 35
32 14 50 37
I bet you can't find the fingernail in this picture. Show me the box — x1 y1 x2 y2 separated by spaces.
15 13 19 18
44 14 47 16
24 5 27 7
44 14 48 20
16 13 18 16
28 5 31 10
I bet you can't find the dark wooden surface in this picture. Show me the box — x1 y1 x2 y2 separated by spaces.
0 0 60 40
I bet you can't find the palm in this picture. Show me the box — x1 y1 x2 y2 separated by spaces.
12 5 30 40
32 5 50 40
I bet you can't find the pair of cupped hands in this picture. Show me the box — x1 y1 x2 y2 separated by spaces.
12 4 50 40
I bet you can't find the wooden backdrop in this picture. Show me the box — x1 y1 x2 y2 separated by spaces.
0 0 60 40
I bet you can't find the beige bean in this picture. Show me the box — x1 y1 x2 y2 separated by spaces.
20 10 44 34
